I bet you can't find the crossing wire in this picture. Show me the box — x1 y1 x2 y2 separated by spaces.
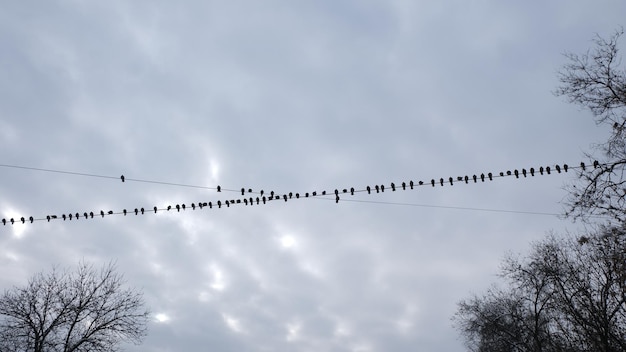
0 161 603 227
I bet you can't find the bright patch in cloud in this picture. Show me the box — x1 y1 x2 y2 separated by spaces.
286 321 301 341
154 313 170 323
222 313 243 333
280 235 296 249
209 264 226 291
209 158 220 183
2 208 27 238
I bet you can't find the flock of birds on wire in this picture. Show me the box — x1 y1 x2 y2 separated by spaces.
1 161 602 227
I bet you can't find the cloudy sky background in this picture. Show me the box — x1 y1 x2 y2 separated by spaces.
1 1 625 351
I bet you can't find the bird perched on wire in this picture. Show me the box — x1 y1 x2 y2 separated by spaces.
121 175 125 182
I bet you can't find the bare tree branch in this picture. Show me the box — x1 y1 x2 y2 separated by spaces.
0 261 149 352
556 28 626 224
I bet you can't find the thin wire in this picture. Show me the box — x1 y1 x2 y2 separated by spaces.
0 163 223 191
311 196 560 216
0 164 118 180
0 162 592 195
0 161 604 227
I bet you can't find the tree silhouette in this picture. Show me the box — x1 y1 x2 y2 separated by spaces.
0 261 149 352
556 28 626 223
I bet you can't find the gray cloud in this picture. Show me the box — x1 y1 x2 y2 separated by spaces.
1 1 624 351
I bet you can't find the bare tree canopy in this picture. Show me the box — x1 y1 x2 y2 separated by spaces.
555 28 626 222
453 228 626 352
0 261 149 352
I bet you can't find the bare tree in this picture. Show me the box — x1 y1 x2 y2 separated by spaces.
555 28 626 223
454 228 626 352
0 261 149 352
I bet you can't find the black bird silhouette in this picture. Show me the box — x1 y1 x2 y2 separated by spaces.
271 191 275 197
546 166 551 174
167 205 172 211
440 178 444 186
391 183 396 191
260 190 264 196
367 186 371 194
29 216 34 223
350 187 354 195
141 208 145 214
380 185 385 192
68 214 72 220
465 176 470 184
322 191 326 195
208 202 213 208
256 197 260 204
530 168 535 176
411 181 416 189
431 179 436 187
499 172 504 176
556 165 561 173
100 210 105 218
262 197 266 204
75 213 80 219
51 215 57 219
108 211 114 215
593 160 599 168
84 212 88 218
580 162 586 171
123 209 127 216
375 185 380 193
46 216 50 222
335 189 339 196
241 188 245 196
342 189 347 194
226 201 230 207
62 214 67 221
289 192 293 199
89 212 94 218
2 218 5 225
312 191 317 196
191 203 196 210
305 193 309 197
283 194 288 202
539 167 544 175
176 204 180 212
449 177 454 186
249 197 254 205
335 195 340 203
563 164 568 172
182 204 186 211
20 217 25 224
401 182 406 190
248 188 252 193
10 218 14 225
296 193 300 198
507 170 512 176
217 185 221 192
472 175 477 183
480 173 485 182
514 170 519 178
217 200 222 208
244 199 248 205
522 169 527 177
121 175 125 182
154 206 158 213
488 173 493 181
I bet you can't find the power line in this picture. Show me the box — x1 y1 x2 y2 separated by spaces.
0 161 605 227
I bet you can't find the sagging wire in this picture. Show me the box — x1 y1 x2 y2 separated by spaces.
0 161 600 227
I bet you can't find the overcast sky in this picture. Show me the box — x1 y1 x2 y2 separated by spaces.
1 1 625 351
